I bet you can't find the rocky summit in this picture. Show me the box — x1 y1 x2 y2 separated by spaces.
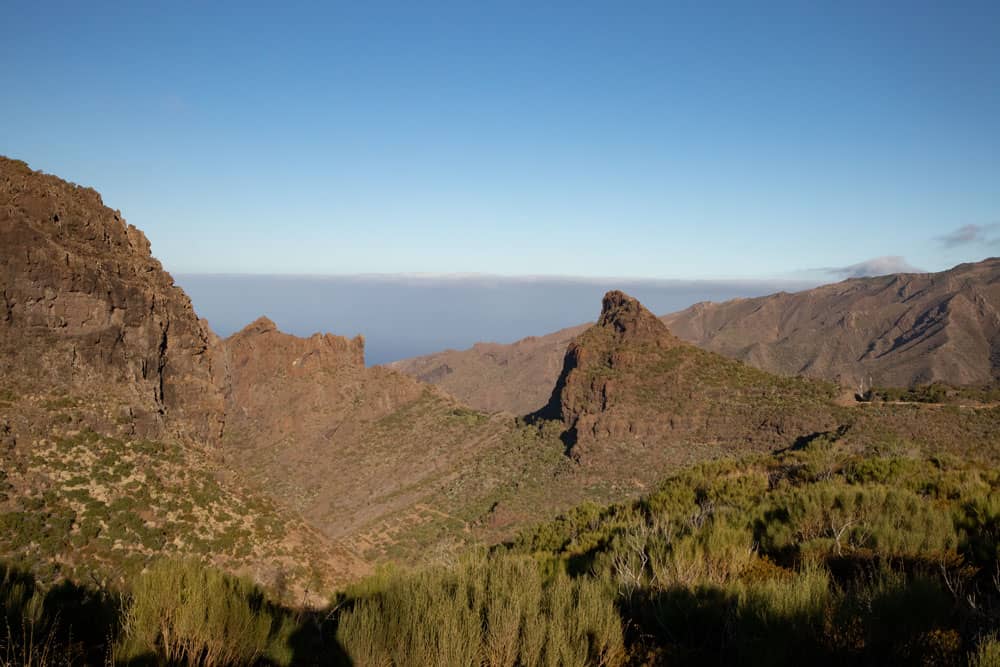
0 156 224 444
540 289 839 468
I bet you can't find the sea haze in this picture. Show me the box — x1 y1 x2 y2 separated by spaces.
175 275 820 366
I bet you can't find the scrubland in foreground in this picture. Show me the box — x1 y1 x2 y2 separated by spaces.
7 436 1000 666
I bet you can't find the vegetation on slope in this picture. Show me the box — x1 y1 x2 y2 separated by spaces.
7 433 1000 665
506 434 1000 665
0 386 346 599
862 382 1000 406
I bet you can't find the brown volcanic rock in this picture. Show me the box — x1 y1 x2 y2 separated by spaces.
218 317 510 543
394 260 1000 414
539 291 838 469
0 157 224 442
222 315 414 450
0 158 359 594
596 290 675 343
663 259 1000 389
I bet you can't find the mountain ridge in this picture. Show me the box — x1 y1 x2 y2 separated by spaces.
393 258 1000 415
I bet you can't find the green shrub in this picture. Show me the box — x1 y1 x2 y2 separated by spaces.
117 559 293 666
971 633 1000 667
735 566 831 663
336 552 625 666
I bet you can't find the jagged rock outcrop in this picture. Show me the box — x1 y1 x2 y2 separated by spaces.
538 291 838 467
0 157 224 442
221 315 407 450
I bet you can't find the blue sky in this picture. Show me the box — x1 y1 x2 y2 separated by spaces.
2 1 999 279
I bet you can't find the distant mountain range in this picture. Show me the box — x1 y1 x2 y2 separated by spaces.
392 258 1000 414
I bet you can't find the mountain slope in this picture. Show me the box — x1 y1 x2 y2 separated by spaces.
0 156 224 444
662 259 1000 389
218 315 517 549
535 291 839 473
0 157 353 596
392 259 1000 414
389 323 589 415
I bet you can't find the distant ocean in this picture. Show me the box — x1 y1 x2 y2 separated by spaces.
175 275 820 366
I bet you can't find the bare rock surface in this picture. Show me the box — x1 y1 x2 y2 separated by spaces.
536 291 840 469
0 156 224 443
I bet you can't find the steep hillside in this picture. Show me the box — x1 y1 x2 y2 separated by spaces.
663 258 1000 388
0 157 352 596
218 315 520 551
389 323 589 415
393 259 1000 414
535 291 840 474
0 157 584 580
0 157 224 444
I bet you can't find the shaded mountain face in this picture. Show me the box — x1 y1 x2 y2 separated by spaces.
393 259 1000 415
537 291 839 469
0 157 224 444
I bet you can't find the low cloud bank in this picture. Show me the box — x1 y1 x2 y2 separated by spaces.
176 274 818 365
822 256 923 278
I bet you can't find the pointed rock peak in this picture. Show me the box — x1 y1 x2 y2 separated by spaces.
243 316 278 335
596 290 671 342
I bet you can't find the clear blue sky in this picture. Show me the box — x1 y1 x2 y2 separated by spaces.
2 1 998 279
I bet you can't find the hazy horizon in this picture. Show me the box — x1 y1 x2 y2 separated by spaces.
176 273 821 365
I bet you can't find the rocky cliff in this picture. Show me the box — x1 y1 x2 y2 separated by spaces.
0 157 224 443
537 291 839 468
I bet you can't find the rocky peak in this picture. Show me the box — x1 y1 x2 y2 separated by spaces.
243 316 278 335
226 319 366 372
532 291 677 428
0 156 225 443
596 290 675 345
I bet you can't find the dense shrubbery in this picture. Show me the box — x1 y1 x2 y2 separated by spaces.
116 560 295 666
336 553 624 666
6 439 1000 665
1 564 115 665
506 438 1000 664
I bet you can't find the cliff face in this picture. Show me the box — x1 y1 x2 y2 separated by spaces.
0 157 224 443
539 291 838 468
220 315 411 452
